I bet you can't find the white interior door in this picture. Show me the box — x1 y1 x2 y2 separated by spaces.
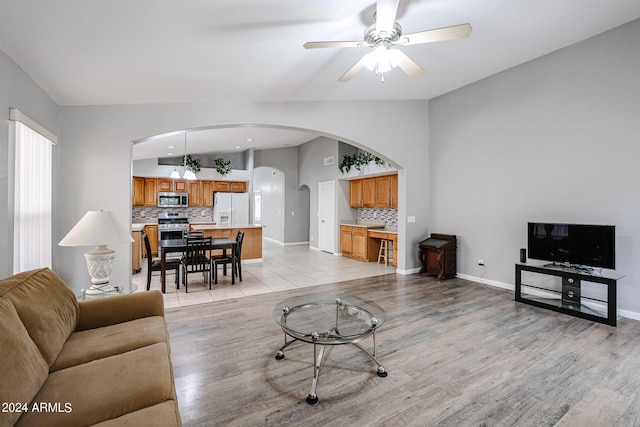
318 181 336 253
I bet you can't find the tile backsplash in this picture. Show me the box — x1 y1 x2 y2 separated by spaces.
132 207 213 222
357 208 398 226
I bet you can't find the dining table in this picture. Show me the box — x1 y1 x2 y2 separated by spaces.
159 238 237 293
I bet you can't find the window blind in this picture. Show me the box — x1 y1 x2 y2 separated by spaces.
13 119 54 273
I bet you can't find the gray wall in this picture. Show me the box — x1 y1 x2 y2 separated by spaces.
0 48 59 279
429 19 640 315
54 101 429 292
254 146 310 244
253 166 284 242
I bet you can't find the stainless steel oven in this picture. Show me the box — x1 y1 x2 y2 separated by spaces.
157 212 190 243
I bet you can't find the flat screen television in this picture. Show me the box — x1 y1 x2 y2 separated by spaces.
527 223 616 269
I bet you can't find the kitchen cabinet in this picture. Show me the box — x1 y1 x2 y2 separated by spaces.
201 180 214 206
349 180 362 208
214 181 230 192
132 230 141 273
132 177 145 206
144 178 158 206
390 174 398 208
143 225 158 256
348 174 398 209
230 181 246 192
340 225 353 255
157 178 172 192
188 180 201 206
340 225 368 261
174 180 188 192
375 174 398 208
362 178 376 208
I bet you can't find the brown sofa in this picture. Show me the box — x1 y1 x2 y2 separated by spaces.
0 268 181 427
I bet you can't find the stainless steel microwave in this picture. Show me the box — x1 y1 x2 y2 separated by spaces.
158 192 188 208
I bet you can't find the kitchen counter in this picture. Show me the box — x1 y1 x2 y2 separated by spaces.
190 224 264 230
189 224 264 260
339 220 397 234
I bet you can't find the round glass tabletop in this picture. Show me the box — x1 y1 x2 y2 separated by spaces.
273 294 386 345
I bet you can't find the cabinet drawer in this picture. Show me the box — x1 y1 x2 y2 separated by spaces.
368 231 388 239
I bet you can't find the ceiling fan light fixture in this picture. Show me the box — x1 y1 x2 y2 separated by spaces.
169 168 180 179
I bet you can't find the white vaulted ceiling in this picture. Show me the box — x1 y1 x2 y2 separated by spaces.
1 1 639 158
1 0 639 107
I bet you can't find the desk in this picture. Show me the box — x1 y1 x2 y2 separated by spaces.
159 238 237 293
273 294 387 404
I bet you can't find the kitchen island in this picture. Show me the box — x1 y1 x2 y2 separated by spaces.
189 223 263 261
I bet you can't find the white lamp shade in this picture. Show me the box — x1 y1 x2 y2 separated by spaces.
59 210 133 247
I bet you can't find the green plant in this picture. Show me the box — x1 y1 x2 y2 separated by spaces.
214 157 232 176
184 154 201 173
339 151 385 174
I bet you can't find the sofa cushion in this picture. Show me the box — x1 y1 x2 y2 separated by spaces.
90 401 181 427
0 268 78 367
50 316 169 372
0 297 49 427
15 343 176 427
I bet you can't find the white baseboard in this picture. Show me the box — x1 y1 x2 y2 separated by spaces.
397 267 421 275
283 241 310 246
242 258 263 264
456 273 640 323
262 237 283 246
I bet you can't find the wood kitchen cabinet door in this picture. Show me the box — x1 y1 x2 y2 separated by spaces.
349 180 363 208
352 227 368 260
174 180 188 192
157 178 172 192
132 177 145 206
340 225 353 255
214 181 231 192
144 178 158 206
390 174 398 208
375 175 392 207
143 225 158 256
361 178 376 208
230 181 246 192
201 181 214 206
188 181 201 206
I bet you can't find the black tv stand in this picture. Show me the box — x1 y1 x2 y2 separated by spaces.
515 263 624 326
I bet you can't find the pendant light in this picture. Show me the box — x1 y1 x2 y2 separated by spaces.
182 131 197 180
168 131 197 180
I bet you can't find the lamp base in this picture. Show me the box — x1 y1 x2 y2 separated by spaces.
84 245 116 293
85 282 116 295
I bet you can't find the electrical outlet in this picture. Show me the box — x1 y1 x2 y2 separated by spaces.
478 259 485 266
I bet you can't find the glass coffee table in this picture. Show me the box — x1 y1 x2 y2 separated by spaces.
273 294 387 405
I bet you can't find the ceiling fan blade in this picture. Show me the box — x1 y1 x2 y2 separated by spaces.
394 50 425 78
338 57 368 82
304 41 365 49
398 23 473 46
376 0 400 33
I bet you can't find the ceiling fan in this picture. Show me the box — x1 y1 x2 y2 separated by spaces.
303 0 472 82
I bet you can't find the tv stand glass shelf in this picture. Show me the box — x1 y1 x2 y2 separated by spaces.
515 263 624 326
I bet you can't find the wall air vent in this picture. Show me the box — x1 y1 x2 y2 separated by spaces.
323 156 334 166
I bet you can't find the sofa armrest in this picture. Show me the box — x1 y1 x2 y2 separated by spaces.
76 290 165 331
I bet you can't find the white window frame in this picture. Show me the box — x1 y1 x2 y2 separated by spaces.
10 108 57 273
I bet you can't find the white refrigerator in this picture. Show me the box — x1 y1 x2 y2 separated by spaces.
213 192 250 225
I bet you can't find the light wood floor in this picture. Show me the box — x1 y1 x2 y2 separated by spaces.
165 273 640 427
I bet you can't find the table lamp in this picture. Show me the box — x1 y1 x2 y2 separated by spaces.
59 210 133 295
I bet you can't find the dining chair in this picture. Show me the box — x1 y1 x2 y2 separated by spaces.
211 231 244 286
181 236 212 292
143 233 180 291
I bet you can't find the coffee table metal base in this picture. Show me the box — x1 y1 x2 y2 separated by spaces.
274 332 387 405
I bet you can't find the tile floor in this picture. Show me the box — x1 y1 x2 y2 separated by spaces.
132 239 397 308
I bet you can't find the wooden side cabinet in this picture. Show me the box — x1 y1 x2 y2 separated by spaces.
418 234 457 279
